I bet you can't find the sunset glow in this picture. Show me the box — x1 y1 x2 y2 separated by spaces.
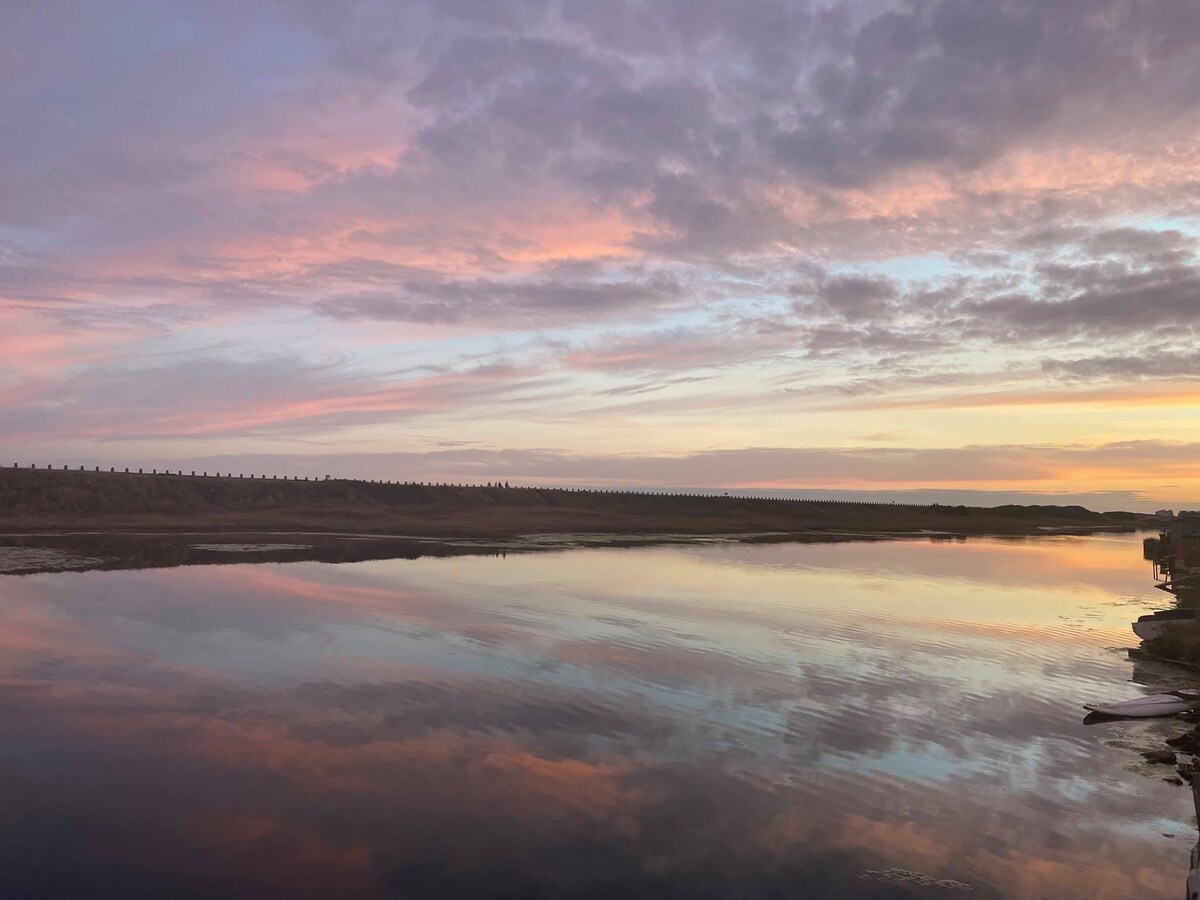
4 0 1199 509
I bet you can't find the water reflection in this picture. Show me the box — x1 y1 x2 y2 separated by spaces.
0 533 1190 898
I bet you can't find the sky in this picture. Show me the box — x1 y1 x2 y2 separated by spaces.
2 0 1199 510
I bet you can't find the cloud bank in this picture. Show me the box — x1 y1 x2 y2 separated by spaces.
3 0 1199 499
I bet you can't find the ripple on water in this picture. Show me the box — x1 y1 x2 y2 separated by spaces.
0 532 1190 899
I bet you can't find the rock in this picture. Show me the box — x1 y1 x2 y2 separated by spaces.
1165 730 1200 752
1165 777 1185 785
1142 749 1178 765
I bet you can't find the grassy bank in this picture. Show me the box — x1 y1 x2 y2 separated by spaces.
0 466 1140 538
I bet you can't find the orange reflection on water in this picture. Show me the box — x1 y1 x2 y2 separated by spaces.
0 532 1190 899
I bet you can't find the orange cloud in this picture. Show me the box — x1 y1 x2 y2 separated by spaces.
833 137 1200 224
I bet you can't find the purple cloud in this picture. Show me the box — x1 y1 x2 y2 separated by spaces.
3 0 1200 494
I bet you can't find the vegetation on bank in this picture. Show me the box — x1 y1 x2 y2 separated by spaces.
0 466 1141 537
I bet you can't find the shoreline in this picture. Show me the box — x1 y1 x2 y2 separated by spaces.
0 467 1147 577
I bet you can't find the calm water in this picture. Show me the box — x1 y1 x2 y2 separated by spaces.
0 533 1194 898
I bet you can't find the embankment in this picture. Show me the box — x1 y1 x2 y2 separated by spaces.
0 466 1141 538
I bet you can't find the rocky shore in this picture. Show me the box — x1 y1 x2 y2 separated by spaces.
1150 716 1200 786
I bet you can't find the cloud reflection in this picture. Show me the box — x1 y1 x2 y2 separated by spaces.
0 535 1190 898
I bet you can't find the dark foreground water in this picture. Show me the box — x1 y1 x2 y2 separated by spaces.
0 533 1193 898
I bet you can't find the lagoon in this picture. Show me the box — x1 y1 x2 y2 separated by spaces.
0 533 1190 898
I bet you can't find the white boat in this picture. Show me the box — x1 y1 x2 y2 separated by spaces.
1083 690 1200 718
1132 608 1197 641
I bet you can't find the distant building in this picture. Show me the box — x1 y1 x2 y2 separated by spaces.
1168 514 1200 575
1168 514 1200 542
1156 509 1175 521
